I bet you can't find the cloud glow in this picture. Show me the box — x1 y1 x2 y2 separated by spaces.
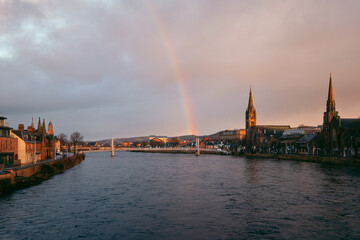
0 0 359 140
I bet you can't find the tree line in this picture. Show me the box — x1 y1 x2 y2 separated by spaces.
58 131 84 153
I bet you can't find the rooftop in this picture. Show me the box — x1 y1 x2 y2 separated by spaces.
256 125 291 130
296 133 318 144
341 118 360 129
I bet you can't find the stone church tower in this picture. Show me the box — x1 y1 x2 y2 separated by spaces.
48 121 54 135
323 74 341 153
246 87 256 132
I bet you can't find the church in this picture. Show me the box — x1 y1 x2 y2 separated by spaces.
320 74 360 156
244 74 360 157
244 88 291 153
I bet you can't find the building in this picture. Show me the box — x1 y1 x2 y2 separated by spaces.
341 119 360 156
295 133 318 155
245 88 256 132
11 117 55 165
0 114 18 169
149 137 165 147
322 74 342 154
319 74 360 156
11 130 39 165
149 135 168 143
217 129 246 143
279 129 306 154
54 139 61 154
244 88 291 152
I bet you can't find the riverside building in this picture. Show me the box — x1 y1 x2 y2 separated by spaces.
244 74 359 156
11 117 56 165
0 114 18 169
319 74 360 156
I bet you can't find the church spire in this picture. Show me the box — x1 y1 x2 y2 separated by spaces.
328 73 335 103
247 87 254 111
42 119 46 134
37 117 42 132
323 73 341 153
246 87 256 130
327 73 336 112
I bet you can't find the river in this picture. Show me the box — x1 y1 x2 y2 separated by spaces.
1 152 359 239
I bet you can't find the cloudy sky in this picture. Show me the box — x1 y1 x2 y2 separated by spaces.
1 0 359 140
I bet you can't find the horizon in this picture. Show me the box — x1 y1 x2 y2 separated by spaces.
1 0 360 141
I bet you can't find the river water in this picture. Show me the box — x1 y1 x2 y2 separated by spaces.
1 152 359 240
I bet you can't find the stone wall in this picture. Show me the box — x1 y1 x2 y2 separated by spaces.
0 153 85 196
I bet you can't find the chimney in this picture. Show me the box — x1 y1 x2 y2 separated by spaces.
18 124 24 131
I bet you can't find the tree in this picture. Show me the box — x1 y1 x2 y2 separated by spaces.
167 137 180 147
58 133 68 146
70 131 84 154
150 138 165 148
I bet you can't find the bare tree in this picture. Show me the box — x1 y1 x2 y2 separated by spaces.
58 133 68 146
70 131 84 154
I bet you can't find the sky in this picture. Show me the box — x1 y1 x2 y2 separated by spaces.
1 0 360 141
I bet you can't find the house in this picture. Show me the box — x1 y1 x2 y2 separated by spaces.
11 118 55 165
217 129 246 143
149 135 168 143
279 129 305 154
0 114 18 169
295 133 318 155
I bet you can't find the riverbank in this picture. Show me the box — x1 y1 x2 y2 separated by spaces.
245 153 360 167
127 148 360 167
127 148 227 155
0 153 85 197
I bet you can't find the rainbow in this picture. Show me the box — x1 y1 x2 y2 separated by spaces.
145 0 197 135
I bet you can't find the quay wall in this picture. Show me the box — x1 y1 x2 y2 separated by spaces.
0 153 85 196
245 153 360 167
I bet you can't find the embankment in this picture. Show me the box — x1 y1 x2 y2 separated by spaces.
245 153 360 167
0 153 85 197
128 148 227 155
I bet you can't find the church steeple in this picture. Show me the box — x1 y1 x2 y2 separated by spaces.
48 121 53 135
327 73 336 112
248 87 254 111
37 117 42 132
42 119 46 134
323 73 340 131
246 87 256 131
328 74 334 101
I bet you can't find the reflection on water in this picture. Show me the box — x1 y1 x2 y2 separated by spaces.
0 152 359 239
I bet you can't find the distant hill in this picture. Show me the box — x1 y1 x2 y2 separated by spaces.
89 131 222 145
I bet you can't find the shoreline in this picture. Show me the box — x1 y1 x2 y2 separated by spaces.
0 153 86 197
127 148 227 155
244 153 360 167
101 148 360 167
83 148 228 155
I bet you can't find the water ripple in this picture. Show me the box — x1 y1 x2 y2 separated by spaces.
1 152 360 240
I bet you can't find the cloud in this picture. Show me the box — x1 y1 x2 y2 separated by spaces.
1 0 360 140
